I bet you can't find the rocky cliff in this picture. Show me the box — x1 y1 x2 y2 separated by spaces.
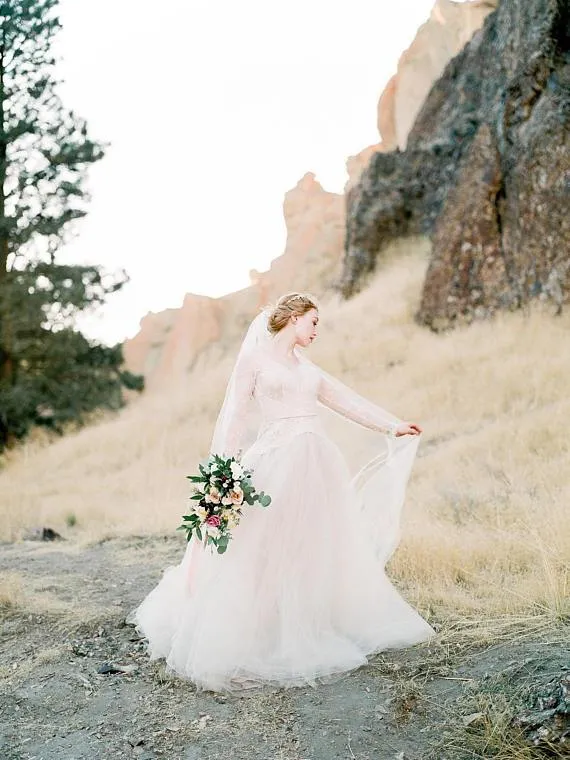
342 0 570 329
124 175 344 388
381 0 498 151
345 0 496 190
124 0 495 385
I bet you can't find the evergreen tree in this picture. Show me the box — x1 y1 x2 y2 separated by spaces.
0 0 143 448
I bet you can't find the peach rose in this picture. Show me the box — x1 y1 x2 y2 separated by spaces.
205 487 221 504
229 487 244 506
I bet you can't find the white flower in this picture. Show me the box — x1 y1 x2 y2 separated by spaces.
205 525 220 539
221 495 233 506
195 506 209 521
230 461 243 480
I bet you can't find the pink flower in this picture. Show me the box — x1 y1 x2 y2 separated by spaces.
205 515 221 527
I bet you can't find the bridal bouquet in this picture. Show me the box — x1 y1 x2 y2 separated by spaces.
178 454 272 554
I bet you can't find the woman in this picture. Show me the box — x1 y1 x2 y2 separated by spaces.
129 293 434 691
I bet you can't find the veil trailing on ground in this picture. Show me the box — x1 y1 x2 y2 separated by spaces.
210 308 420 565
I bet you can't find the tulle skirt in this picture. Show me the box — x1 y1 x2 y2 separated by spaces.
129 416 434 691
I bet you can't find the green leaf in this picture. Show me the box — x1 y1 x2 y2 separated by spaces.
176 525 193 542
196 527 203 542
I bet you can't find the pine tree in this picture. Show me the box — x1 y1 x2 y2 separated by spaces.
0 0 143 448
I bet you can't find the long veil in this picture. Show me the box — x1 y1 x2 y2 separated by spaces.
209 309 271 457
210 308 420 566
297 351 420 565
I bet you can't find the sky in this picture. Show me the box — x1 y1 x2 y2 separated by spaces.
55 0 442 344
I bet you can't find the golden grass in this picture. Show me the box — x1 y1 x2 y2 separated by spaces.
0 570 24 610
1 237 569 624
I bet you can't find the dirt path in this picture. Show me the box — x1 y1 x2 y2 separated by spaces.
0 536 566 760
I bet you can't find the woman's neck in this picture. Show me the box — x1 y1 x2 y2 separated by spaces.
270 328 298 359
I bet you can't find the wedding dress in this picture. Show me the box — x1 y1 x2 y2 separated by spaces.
129 312 434 692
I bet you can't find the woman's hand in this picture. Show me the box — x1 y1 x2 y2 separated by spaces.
395 422 422 437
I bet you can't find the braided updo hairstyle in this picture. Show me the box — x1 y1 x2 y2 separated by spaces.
267 292 319 335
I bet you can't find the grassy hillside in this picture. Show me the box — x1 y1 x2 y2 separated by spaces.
2 238 569 626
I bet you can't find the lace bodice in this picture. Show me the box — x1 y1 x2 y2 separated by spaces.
218 350 402 459
255 357 320 420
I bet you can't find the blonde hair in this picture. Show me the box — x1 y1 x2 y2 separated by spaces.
267 292 319 335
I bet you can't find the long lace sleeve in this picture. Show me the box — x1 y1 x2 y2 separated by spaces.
317 371 401 437
210 352 257 459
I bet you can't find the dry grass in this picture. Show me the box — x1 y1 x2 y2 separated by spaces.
0 570 24 610
424 652 570 760
1 237 569 625
0 568 85 620
428 698 565 760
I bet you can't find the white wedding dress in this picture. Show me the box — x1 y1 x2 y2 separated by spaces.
129 345 434 692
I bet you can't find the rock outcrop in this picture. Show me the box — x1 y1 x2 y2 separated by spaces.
252 173 345 303
512 670 570 747
387 0 498 151
123 296 223 389
345 0 495 190
341 0 570 329
124 175 344 388
124 0 498 384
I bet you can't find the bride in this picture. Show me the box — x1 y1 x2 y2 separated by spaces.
129 292 434 691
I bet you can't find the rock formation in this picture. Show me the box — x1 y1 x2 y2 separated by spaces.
388 0 498 151
123 296 223 389
123 0 497 384
346 0 496 190
252 173 345 304
512 670 570 747
124 175 344 388
341 0 570 329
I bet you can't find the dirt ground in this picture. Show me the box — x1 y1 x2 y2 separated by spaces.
1 535 568 760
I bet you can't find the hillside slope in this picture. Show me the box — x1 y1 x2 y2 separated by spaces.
2 239 569 623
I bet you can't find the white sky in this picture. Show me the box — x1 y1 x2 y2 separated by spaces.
55 0 441 344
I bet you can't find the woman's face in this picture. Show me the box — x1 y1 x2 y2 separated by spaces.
292 308 319 347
